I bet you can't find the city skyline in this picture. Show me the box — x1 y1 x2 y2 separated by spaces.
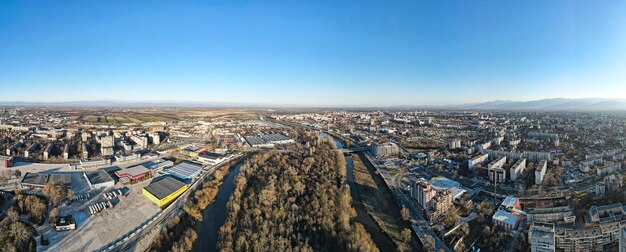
1 1 626 105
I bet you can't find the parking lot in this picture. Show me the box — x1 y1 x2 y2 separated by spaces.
43 177 161 252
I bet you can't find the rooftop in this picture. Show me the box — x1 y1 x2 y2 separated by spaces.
85 170 114 185
164 161 203 180
493 209 519 226
115 165 150 178
143 176 187 200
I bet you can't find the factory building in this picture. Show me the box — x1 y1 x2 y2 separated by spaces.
84 170 115 190
115 165 152 184
20 172 71 189
163 161 203 182
142 176 188 207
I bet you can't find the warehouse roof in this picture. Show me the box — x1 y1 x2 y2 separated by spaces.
164 161 203 180
143 176 186 200
21 172 49 185
85 170 114 185
49 174 72 187
245 136 266 146
115 165 150 178
21 172 71 187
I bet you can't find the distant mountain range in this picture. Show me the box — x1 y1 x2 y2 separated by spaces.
458 98 626 111
1 98 625 110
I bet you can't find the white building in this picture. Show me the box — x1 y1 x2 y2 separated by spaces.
535 160 547 185
529 222 556 252
510 158 526 181
83 170 115 190
372 142 400 158
468 153 488 171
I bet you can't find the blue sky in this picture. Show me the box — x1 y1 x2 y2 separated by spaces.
1 1 625 106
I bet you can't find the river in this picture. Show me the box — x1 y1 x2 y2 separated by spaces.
322 133 397 251
192 162 243 252
192 134 393 252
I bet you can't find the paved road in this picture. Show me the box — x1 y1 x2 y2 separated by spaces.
99 153 247 252
361 148 451 252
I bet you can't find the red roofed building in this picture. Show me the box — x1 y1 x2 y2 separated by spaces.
115 165 152 184
1 155 13 169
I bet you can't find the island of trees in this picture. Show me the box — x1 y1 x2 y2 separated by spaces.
218 135 377 252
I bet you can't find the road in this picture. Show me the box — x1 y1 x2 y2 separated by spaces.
372 155 451 252
98 153 247 252
354 141 452 252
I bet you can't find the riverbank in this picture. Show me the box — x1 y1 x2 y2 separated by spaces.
352 153 422 251
191 161 243 252
140 159 243 252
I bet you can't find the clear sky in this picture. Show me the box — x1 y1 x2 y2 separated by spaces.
1 1 625 106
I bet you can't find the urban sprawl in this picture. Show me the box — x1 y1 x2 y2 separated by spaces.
1 107 626 252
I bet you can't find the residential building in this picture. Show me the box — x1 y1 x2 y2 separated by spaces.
536 160 547 185
529 222 556 252
468 153 488 171
372 142 400 158
527 206 575 223
413 178 453 220
510 158 526 181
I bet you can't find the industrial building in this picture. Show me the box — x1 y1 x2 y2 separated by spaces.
84 170 115 189
244 134 293 148
142 176 188 207
163 161 203 181
115 165 152 184
197 151 232 165
20 172 71 189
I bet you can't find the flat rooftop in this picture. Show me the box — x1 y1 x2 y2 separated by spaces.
493 209 519 226
164 161 202 179
245 136 267 145
85 170 114 185
116 165 150 178
21 172 71 187
143 176 186 200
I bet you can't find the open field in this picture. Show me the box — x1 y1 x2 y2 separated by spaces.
351 154 422 251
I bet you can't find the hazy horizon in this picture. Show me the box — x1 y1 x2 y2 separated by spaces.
1 1 626 105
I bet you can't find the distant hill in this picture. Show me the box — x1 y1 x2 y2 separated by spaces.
1 98 625 110
460 98 626 111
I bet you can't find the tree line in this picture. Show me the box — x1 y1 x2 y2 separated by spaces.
218 135 378 252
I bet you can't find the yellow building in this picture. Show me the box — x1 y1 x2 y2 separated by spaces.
142 176 188 207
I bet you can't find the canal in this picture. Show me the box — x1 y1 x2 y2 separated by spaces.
192 162 243 252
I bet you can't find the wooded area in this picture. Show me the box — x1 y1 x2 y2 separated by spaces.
218 136 378 252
